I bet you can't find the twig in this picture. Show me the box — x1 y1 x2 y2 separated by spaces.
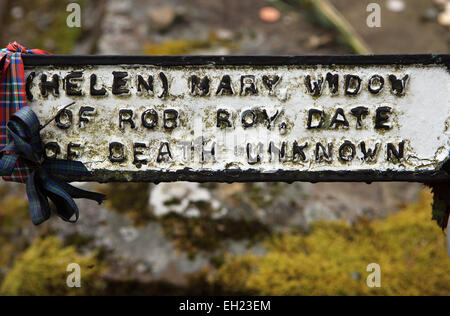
40 102 76 131
307 0 372 54
272 0 372 54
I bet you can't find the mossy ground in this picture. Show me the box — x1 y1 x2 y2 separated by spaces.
2 186 446 296
2 0 84 54
98 183 271 257
212 189 450 296
160 213 270 259
0 184 32 282
0 236 105 296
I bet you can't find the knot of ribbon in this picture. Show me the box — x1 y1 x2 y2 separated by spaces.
2 41 50 55
1 42 50 182
0 107 106 225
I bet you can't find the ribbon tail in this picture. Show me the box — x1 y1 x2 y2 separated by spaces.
43 159 91 176
25 171 51 225
50 175 106 205
0 153 18 176
39 171 80 223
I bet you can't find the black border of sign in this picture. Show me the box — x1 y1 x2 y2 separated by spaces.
22 54 450 67
23 54 450 183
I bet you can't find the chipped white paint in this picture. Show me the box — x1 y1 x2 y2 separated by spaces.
25 64 449 181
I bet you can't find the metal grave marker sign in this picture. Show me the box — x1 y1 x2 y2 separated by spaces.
23 55 450 183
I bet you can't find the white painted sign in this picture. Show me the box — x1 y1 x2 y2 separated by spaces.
24 56 450 182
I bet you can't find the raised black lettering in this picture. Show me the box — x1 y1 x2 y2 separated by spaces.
157 142 173 162
268 141 286 162
387 141 405 162
240 75 257 96
133 143 148 167
345 75 361 95
307 109 325 129
79 106 95 128
65 72 83 96
330 108 349 128
137 75 154 95
55 109 73 130
339 141 356 162
40 74 59 96
246 143 261 165
305 75 324 96
112 71 129 95
261 109 280 129
360 141 380 161
293 141 308 162
350 106 369 129
190 75 210 96
375 106 392 130
119 109 135 129
389 75 409 96
109 142 126 163
368 75 384 94
158 72 169 98
241 110 257 128
163 109 178 129
90 74 107 96
217 109 232 128
326 73 339 95
216 75 233 95
67 142 81 161
201 139 216 162
315 142 332 162
262 75 280 95
141 109 158 129
26 72 35 101
44 142 61 159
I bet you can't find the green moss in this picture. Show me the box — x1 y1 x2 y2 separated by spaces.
97 183 153 227
63 233 94 249
213 190 450 296
0 184 31 283
163 197 182 207
160 213 270 257
145 39 211 56
144 32 237 55
6 0 84 54
0 236 105 296
46 0 86 54
187 200 215 216
0 192 29 232
238 183 285 209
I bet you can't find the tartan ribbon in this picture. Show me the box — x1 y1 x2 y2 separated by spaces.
1 42 50 182
0 106 106 225
0 42 106 225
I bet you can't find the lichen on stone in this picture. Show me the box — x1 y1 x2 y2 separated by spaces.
98 183 153 226
1 236 105 296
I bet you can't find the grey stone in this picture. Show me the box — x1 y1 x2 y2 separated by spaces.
147 6 177 32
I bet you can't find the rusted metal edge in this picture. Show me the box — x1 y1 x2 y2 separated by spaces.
22 54 450 67
59 169 449 184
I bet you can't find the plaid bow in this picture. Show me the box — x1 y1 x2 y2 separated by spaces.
0 106 106 225
1 42 50 182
